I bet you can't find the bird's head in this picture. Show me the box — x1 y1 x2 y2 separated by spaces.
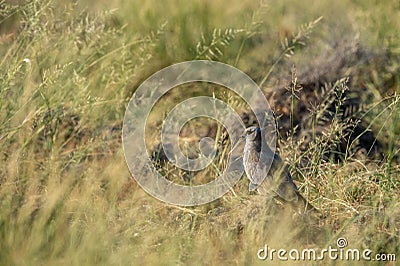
242 126 261 142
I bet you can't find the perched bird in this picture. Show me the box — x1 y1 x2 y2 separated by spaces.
242 126 316 212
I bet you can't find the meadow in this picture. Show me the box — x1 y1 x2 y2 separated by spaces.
0 0 399 265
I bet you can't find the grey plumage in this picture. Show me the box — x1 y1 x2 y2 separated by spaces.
242 126 316 212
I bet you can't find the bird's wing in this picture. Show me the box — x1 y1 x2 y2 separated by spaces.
274 180 299 202
258 153 301 202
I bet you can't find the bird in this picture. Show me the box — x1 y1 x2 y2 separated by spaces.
242 126 317 213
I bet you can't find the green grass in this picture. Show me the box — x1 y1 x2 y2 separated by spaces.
0 0 399 265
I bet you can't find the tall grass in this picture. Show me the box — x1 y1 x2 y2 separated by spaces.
0 0 399 265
